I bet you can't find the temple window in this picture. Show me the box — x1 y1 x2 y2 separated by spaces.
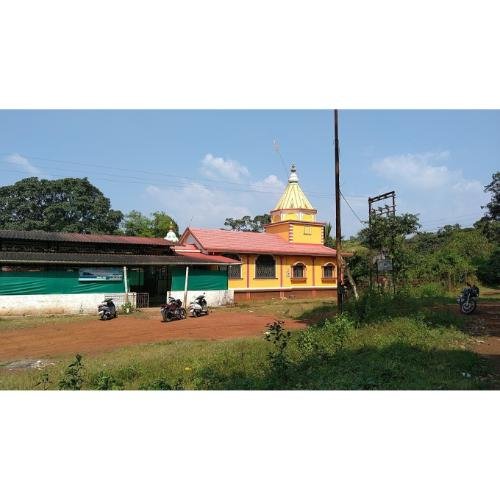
303 225 312 235
292 262 306 279
223 254 242 279
323 263 335 278
255 255 276 279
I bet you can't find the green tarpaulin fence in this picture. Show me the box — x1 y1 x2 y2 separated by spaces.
0 269 142 296
170 267 228 291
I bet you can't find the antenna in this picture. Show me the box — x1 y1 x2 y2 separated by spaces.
273 139 291 177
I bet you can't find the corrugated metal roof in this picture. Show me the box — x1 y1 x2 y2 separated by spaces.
0 252 240 266
0 230 172 246
184 228 339 257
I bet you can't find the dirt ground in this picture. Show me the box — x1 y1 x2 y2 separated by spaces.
0 308 307 361
464 301 500 388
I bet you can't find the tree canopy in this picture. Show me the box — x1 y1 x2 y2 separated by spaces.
224 214 270 232
121 210 179 238
0 177 123 233
483 171 499 220
475 171 500 245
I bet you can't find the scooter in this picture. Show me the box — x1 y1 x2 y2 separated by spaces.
161 297 187 322
457 283 480 314
189 293 209 317
98 299 117 320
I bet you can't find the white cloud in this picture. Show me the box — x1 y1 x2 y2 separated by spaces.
371 151 489 230
251 174 285 193
372 151 452 189
147 154 287 230
146 182 251 230
4 153 43 175
200 153 249 182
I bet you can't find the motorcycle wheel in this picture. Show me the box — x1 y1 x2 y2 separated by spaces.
165 312 173 322
194 309 201 317
180 308 187 320
461 300 476 314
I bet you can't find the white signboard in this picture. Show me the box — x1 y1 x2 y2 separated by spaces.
79 267 123 282
377 259 393 272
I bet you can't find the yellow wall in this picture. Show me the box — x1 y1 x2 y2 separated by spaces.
227 254 337 290
264 221 324 244
291 224 323 244
264 222 290 241
271 212 315 223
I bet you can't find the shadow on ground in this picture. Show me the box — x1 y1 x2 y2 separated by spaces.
298 295 468 331
195 342 491 390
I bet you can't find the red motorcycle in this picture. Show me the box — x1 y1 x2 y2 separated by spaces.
160 297 187 322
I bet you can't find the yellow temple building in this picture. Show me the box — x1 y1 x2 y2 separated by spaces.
179 164 340 302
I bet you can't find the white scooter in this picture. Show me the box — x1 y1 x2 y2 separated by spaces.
189 293 209 317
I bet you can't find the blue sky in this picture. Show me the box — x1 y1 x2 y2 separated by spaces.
0 110 498 236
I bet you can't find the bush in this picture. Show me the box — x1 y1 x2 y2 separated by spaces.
58 354 84 390
477 249 500 286
321 314 355 351
264 320 292 385
90 371 124 390
139 378 184 390
120 302 134 314
411 282 446 298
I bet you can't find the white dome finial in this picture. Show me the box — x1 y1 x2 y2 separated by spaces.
288 164 299 183
164 225 179 243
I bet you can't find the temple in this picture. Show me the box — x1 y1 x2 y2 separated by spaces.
178 164 340 301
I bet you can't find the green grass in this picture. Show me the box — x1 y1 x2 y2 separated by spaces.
0 315 490 390
220 298 337 321
0 291 495 390
0 313 91 332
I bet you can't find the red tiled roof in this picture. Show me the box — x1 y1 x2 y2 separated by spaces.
186 253 240 265
172 244 201 253
0 229 172 246
183 228 338 257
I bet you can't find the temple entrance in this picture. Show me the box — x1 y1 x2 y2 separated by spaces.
129 266 171 306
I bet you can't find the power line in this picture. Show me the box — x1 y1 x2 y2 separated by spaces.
1 151 370 200
1 156 365 201
340 189 366 224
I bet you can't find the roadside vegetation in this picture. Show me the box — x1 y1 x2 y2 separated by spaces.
0 289 493 390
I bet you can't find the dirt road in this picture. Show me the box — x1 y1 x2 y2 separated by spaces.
0 309 307 361
466 302 500 388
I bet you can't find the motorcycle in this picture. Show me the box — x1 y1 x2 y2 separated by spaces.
161 297 187 322
98 298 117 320
189 293 209 317
457 283 480 314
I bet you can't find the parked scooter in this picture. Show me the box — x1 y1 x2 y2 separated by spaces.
161 297 187 322
98 298 117 320
189 293 209 317
457 283 480 314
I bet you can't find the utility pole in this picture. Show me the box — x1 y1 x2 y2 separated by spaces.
334 110 343 313
367 191 396 290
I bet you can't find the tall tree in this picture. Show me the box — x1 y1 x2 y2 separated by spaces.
121 210 179 238
121 210 153 237
0 177 123 233
475 171 500 244
483 171 500 220
151 211 179 238
324 222 335 248
224 214 270 232
358 212 421 285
